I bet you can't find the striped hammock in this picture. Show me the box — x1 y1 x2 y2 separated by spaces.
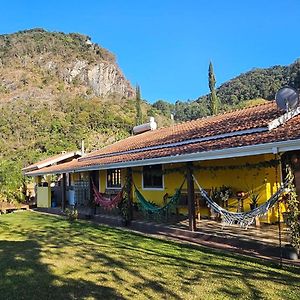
92 182 123 210
192 175 289 228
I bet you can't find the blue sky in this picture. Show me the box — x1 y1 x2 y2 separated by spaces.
1 0 300 103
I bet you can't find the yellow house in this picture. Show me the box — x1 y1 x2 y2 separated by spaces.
24 101 300 230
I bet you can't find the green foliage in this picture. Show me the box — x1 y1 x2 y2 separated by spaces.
284 161 300 251
65 207 78 222
0 96 141 201
152 99 174 117
119 174 132 224
198 59 300 106
152 59 300 122
152 99 209 122
208 62 219 115
0 29 115 64
0 159 24 202
135 85 143 125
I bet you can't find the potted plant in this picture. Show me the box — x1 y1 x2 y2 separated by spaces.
249 193 260 210
219 185 233 209
210 186 233 220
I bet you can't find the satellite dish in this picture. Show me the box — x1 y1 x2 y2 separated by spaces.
275 86 299 111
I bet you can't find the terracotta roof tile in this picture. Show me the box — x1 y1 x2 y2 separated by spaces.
81 101 283 159
25 101 300 176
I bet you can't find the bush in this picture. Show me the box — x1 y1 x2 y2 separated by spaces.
65 208 78 222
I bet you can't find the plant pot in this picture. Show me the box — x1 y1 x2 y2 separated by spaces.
283 244 299 260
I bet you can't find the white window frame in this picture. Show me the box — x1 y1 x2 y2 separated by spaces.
106 169 122 190
142 164 164 191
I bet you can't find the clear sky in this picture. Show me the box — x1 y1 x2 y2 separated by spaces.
1 0 300 103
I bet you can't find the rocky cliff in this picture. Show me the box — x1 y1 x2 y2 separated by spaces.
0 29 134 102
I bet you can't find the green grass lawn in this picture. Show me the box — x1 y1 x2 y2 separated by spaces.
0 211 299 300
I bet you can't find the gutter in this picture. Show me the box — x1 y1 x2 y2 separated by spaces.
26 138 300 176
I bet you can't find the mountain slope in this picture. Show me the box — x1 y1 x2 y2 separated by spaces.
197 60 300 106
152 59 300 121
0 28 134 102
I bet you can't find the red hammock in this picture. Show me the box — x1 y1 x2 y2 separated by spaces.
92 182 123 210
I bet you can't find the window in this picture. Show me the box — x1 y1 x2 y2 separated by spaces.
143 165 163 189
106 169 121 188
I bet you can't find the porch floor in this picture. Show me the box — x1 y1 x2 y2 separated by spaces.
174 218 289 246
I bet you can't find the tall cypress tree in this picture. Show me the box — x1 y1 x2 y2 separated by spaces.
208 61 219 115
135 85 143 125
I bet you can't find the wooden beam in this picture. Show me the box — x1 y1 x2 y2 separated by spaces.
61 173 67 211
187 162 196 231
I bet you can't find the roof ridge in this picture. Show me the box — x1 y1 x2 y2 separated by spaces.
157 100 275 129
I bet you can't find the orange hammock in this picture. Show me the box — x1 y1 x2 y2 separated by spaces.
92 182 123 210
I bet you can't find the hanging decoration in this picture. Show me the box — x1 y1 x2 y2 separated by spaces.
192 159 280 172
92 182 123 210
193 175 290 228
132 167 186 175
132 159 280 176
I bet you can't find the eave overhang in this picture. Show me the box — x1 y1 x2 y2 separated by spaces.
25 138 300 176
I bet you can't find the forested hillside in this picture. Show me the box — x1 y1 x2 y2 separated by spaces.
153 59 300 121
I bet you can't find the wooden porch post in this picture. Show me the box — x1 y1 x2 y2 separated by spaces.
61 173 67 211
187 162 196 231
127 167 133 222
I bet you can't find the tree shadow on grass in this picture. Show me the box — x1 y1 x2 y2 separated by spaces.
1 212 300 299
0 240 124 300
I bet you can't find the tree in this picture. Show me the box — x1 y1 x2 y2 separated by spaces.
289 59 300 90
135 85 143 125
152 100 174 116
208 61 219 115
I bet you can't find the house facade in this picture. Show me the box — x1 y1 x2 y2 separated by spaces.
24 101 300 230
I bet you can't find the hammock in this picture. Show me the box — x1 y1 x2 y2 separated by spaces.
134 180 185 217
192 175 289 228
92 182 123 210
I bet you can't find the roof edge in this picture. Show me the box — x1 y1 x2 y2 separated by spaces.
25 138 300 176
22 151 82 172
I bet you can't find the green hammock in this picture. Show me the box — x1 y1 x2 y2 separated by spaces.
134 180 185 218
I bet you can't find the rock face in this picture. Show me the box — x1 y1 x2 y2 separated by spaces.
0 29 135 101
66 60 133 98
